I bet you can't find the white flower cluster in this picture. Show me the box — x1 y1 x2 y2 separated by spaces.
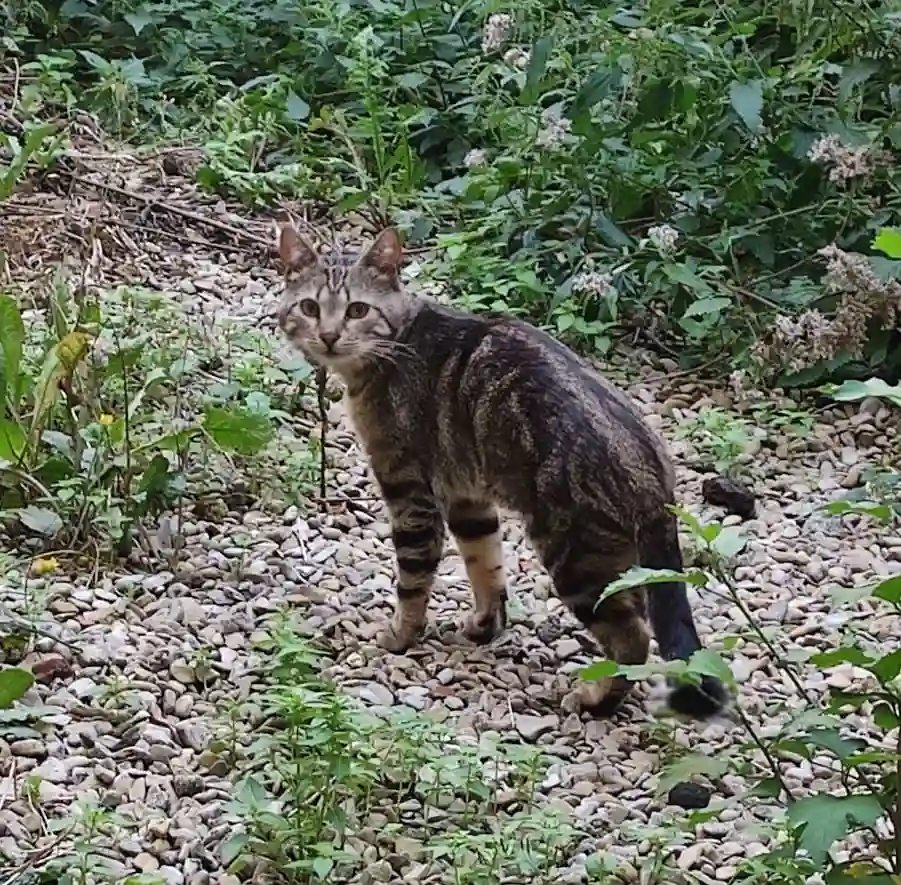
645 223 679 255
727 369 765 404
503 47 530 69
464 149 488 169
807 134 889 184
572 270 616 298
482 13 513 53
536 106 571 151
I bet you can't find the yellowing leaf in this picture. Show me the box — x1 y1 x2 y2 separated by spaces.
30 557 59 576
28 331 91 446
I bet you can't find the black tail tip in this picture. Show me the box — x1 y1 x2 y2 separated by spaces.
667 675 728 719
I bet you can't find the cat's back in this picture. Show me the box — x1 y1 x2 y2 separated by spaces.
419 304 676 508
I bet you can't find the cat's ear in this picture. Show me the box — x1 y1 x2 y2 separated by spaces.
278 225 320 275
359 227 403 281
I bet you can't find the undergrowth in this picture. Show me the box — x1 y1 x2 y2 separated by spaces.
2 0 901 382
0 280 319 557
220 619 583 884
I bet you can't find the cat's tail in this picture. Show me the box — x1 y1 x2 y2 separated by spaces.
638 516 728 718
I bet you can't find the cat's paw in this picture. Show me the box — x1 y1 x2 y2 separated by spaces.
463 606 505 644
569 676 632 719
376 621 418 653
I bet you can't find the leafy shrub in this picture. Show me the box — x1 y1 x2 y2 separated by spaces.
5 0 901 381
0 284 315 554
588 498 901 884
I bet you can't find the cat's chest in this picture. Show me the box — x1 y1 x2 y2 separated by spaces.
343 389 407 452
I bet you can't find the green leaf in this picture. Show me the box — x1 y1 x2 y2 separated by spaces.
827 692 870 713
729 79 764 134
681 296 731 320
803 728 867 760
571 69 617 121
824 378 901 409
202 407 274 456
311 856 335 879
521 36 553 104
18 505 63 537
556 313 575 333
594 212 634 248
78 49 112 73
751 777 784 799
844 750 898 767
598 566 708 603
872 228 901 260
873 576 901 607
0 419 26 463
810 647 876 669
821 500 894 524
285 91 311 122
617 659 689 682
787 794 882 866
687 648 735 690
711 526 746 559
123 10 153 34
662 263 715 296
872 703 899 730
656 752 730 796
869 648 901 684
580 660 618 682
772 738 812 760
147 427 200 452
220 832 249 867
0 667 34 708
838 60 880 106
395 72 429 90
0 293 24 407
671 505 706 538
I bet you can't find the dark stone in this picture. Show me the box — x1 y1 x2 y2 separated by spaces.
667 781 712 809
701 475 756 519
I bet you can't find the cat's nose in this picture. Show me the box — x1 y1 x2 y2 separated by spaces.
319 331 340 349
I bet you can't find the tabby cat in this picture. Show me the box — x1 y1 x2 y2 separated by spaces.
276 225 727 719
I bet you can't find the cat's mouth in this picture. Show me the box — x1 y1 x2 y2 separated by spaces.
292 339 368 373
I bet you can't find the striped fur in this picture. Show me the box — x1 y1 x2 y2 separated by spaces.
276 226 727 720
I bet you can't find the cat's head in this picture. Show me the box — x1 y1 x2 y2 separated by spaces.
276 225 413 374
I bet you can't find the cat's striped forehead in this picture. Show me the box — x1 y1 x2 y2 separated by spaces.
285 248 359 299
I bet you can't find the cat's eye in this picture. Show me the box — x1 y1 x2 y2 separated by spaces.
299 299 319 318
345 302 370 320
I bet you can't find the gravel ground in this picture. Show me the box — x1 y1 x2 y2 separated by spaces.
2 237 900 884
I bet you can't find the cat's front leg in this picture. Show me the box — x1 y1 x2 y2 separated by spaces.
376 476 446 653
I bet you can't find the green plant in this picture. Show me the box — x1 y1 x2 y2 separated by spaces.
32 801 167 885
7 0 901 380
587 506 901 883
0 283 319 553
674 406 755 476
222 616 583 883
0 664 34 708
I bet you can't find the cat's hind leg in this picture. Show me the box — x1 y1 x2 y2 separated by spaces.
448 499 508 644
548 547 651 717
